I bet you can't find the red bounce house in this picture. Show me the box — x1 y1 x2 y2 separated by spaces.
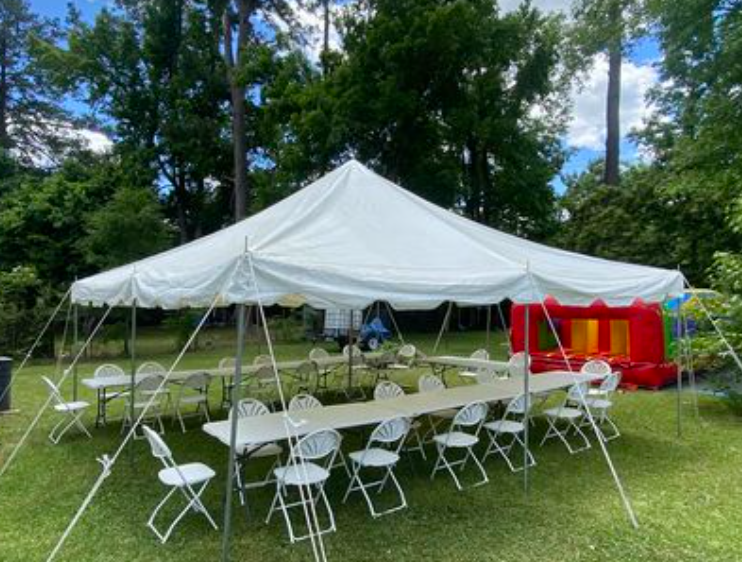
510 298 677 388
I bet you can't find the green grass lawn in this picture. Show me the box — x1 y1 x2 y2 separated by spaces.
0 329 740 562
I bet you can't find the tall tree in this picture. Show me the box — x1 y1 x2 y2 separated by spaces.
572 0 646 186
314 0 568 238
0 0 70 165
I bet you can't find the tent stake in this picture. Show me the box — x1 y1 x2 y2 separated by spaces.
221 303 247 562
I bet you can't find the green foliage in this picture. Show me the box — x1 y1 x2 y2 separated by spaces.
80 186 173 270
0 265 53 355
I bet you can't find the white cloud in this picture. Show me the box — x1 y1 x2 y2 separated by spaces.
566 53 658 150
73 128 113 154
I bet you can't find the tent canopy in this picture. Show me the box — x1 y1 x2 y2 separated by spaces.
71 160 683 310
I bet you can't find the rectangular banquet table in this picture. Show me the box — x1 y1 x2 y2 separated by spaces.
202 370 598 448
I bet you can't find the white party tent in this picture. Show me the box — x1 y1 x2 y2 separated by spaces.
71 159 682 309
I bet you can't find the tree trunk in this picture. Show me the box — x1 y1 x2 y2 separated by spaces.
224 1 251 222
603 5 622 186
321 0 330 76
175 168 190 243
0 34 10 150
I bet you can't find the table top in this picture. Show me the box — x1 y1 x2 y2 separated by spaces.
424 355 510 371
81 352 384 390
202 371 598 448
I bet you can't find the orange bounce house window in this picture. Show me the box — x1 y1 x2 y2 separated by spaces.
610 319 630 356
571 319 600 355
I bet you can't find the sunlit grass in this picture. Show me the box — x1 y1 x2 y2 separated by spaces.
0 329 739 562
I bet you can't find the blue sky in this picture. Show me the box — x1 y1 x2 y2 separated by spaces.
31 0 663 195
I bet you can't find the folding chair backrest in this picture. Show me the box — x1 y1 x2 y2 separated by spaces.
295 361 317 381
471 349 489 361
142 425 173 462
599 372 621 393
581 360 611 377
42 376 63 405
253 354 272 366
370 417 410 446
137 374 165 396
94 364 125 379
293 429 341 463
397 344 416 363
454 401 488 428
567 382 589 403
418 374 445 393
232 398 270 419
182 372 210 391
505 394 531 417
508 352 530 379
218 357 236 370
309 348 330 362
374 381 404 400
137 361 166 376
288 393 322 411
254 364 276 384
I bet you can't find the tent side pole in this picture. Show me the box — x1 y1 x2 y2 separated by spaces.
497 301 512 355
675 302 683 438
384 302 405 344
129 303 137 441
433 302 453 354
485 305 492 351
522 303 530 494
221 303 247 562
72 304 79 402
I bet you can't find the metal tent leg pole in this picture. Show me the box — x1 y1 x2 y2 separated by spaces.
72 304 79 402
497 301 512 355
384 302 405 344
221 303 247 562
485 305 492 352
675 303 683 438
522 304 530 494
129 303 137 441
433 302 453 354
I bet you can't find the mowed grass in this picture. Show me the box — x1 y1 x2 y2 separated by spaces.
1 328 741 562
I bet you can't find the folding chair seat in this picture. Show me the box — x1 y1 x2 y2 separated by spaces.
42 376 92 444
230 399 283 507
540 383 591 454
418 374 457 439
266 429 342 543
430 401 489 490
374 381 426 459
173 372 211 433
343 417 411 517
482 394 535 472
141 425 218 543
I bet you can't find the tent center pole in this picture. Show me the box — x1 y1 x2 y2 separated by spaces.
221 303 247 562
675 301 683 438
522 303 530 494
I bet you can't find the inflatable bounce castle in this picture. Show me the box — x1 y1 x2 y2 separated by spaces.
510 298 677 388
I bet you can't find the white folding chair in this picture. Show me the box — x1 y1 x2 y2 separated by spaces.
122 375 167 436
309 348 334 392
173 372 211 433
430 401 489 490
244 363 280 407
92 363 127 426
340 344 369 400
141 425 218 543
42 376 91 444
230 399 283 507
418 374 457 439
137 361 171 412
287 394 350 474
541 383 591 454
266 429 342 543
343 416 411 517
287 361 318 396
218 356 237 409
581 359 612 382
459 348 489 381
374 381 426 459
482 394 536 472
581 372 622 441
387 344 417 371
